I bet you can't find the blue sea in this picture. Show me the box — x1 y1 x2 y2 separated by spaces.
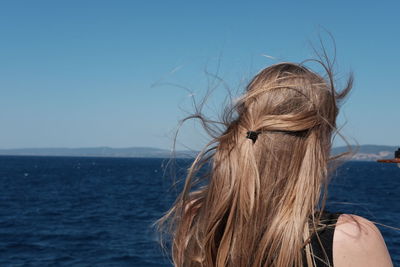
0 156 398 266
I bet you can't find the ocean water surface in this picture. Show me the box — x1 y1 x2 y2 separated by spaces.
0 156 398 266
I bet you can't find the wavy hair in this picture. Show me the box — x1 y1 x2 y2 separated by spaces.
157 58 353 267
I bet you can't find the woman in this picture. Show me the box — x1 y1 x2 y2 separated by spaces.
158 61 393 266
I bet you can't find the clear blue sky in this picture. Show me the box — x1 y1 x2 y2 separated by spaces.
1 1 399 150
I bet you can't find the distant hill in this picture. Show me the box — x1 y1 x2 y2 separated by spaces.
0 145 398 161
331 145 398 161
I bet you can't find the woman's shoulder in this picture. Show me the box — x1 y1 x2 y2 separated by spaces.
333 213 393 267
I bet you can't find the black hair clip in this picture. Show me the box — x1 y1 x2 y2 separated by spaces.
246 131 261 144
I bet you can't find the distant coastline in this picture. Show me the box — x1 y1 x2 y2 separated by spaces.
0 147 197 159
0 145 398 161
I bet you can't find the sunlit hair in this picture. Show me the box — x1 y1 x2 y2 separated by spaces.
157 59 353 267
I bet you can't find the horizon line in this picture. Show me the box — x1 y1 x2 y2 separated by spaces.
0 144 398 150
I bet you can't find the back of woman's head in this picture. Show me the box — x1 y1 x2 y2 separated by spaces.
158 60 353 267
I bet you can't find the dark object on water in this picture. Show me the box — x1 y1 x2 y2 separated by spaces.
377 147 400 165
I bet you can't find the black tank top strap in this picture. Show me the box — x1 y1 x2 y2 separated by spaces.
303 210 342 267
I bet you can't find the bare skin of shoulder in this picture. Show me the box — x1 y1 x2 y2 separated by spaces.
333 214 393 267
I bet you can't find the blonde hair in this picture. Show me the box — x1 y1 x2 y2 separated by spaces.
157 60 353 267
